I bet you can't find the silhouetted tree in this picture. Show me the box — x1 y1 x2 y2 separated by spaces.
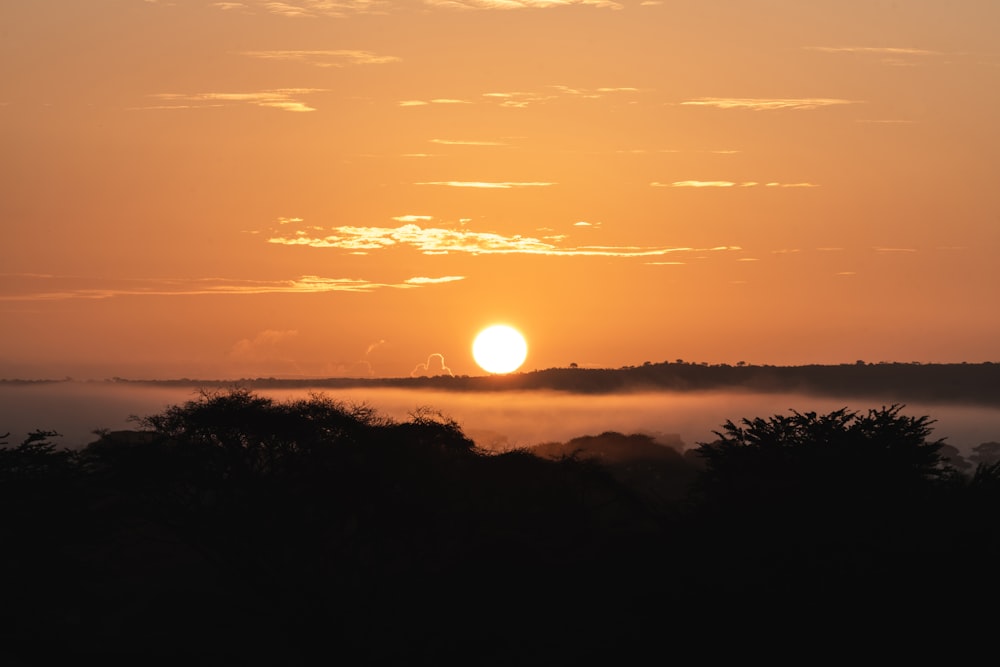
970 441 1000 466
693 405 949 508
681 405 968 612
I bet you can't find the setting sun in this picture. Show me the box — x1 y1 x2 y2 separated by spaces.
472 325 528 375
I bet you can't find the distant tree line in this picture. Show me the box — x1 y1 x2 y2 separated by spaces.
2 390 999 661
51 360 1000 406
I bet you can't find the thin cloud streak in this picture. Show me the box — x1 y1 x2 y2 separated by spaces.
143 89 326 112
681 97 857 111
399 99 472 106
225 0 623 15
250 1 388 18
429 139 507 146
403 86 639 109
415 181 555 188
267 223 742 257
239 50 400 67
806 46 942 56
423 0 622 10
0 274 466 301
652 181 819 188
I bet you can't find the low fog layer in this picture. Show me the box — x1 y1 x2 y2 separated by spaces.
3 383 999 458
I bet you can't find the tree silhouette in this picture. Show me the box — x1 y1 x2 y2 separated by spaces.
681 405 969 614
693 404 949 507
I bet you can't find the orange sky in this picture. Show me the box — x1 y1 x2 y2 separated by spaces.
2 0 999 380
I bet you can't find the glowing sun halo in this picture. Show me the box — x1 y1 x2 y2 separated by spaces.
472 325 528 374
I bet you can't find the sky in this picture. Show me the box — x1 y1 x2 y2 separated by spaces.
2 0 999 380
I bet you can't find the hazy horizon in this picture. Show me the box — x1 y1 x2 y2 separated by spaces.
4 382 999 465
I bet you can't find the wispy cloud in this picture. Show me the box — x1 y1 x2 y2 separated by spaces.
398 98 473 107
0 274 465 301
404 86 639 109
142 89 325 112
415 181 555 188
856 119 916 125
230 329 298 360
240 50 400 67
246 1 388 18
411 353 452 378
806 46 941 56
423 0 622 10
404 276 465 285
267 223 742 257
392 215 435 223
680 97 857 111
429 139 507 146
657 180 739 188
651 181 819 188
233 0 623 14
805 46 945 67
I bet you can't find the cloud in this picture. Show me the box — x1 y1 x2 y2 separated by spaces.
230 329 298 360
0 274 465 301
392 215 435 223
218 0 624 18
253 1 388 18
399 98 472 106
659 180 737 188
806 46 941 56
805 46 946 68
429 139 507 146
404 276 465 285
240 50 400 67
680 98 857 111
651 181 819 188
267 222 743 258
856 119 916 125
423 0 622 10
411 353 453 378
415 181 555 188
403 86 639 109
143 89 325 112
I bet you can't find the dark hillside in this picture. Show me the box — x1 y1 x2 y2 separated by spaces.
2 392 999 661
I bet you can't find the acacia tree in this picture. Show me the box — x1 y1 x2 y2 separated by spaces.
692 404 950 512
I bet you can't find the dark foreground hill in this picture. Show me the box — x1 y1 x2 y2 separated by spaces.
3 390 999 662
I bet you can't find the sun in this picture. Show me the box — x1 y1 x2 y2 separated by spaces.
472 325 528 374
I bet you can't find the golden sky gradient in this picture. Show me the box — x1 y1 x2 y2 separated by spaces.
2 0 999 379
